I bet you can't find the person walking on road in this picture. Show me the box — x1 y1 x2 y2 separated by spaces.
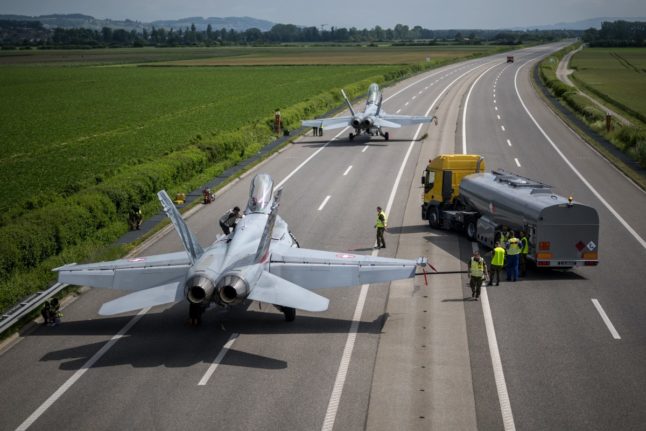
490 241 506 286
219 206 242 236
506 231 521 282
469 250 488 301
374 206 387 249
519 230 529 277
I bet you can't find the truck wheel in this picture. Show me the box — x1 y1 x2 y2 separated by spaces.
428 207 440 229
466 221 477 240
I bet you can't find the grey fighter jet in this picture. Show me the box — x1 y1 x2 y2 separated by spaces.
55 174 427 322
302 83 436 141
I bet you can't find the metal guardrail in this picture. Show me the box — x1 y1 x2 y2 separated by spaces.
0 283 68 335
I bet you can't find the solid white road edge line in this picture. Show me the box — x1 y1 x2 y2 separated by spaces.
463 64 517 431
15 307 151 431
472 243 517 431
591 299 621 340
514 62 646 249
198 333 240 385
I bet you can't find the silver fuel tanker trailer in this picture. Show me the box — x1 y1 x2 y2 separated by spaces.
421 154 599 268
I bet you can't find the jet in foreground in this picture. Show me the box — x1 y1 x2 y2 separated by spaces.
55 174 427 322
302 83 436 141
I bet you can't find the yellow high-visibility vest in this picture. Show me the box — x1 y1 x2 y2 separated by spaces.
470 257 485 277
520 237 529 254
376 211 387 228
507 238 521 255
492 247 506 266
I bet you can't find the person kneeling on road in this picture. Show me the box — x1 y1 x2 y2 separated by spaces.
469 250 488 301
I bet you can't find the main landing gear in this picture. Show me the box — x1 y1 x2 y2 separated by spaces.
276 305 296 321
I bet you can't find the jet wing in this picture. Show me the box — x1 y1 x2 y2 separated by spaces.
99 282 185 315
268 247 424 289
248 271 329 312
377 113 435 127
302 117 352 130
53 251 191 291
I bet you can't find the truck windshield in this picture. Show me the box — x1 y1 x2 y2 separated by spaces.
426 170 435 189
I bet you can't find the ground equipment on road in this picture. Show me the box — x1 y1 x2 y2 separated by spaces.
421 154 599 268
507 55 514 63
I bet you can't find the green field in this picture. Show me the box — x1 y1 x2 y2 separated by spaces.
570 47 646 122
0 63 400 215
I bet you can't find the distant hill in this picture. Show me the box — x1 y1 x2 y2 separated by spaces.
0 13 275 32
520 17 646 31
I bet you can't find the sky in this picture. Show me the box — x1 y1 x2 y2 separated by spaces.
1 0 645 29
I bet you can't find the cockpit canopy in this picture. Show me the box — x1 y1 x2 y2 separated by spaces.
367 83 380 106
246 174 274 214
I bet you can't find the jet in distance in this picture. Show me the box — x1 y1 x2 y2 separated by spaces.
55 174 427 322
302 83 436 141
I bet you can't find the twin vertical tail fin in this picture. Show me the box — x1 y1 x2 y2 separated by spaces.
158 190 204 264
254 188 282 264
340 89 356 117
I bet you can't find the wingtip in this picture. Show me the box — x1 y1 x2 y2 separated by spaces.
52 263 77 272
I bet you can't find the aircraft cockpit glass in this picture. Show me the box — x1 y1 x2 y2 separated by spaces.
367 83 380 105
246 174 274 214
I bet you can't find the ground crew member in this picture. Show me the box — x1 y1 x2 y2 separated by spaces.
506 231 521 281
41 300 53 325
469 250 488 301
128 205 143 230
519 231 529 277
219 206 242 235
374 206 387 249
490 241 506 286
497 225 509 245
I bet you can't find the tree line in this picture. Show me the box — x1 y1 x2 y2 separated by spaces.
582 20 646 47
1 20 578 49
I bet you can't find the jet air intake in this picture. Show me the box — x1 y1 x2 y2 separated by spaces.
185 275 216 305
215 273 250 305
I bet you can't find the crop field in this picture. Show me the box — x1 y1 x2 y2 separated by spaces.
0 45 499 66
0 63 401 215
154 45 499 65
570 47 646 121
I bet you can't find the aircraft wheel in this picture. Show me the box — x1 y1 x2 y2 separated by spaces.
384 132 389 141
283 307 296 322
466 221 477 240
349 133 354 141
428 207 440 229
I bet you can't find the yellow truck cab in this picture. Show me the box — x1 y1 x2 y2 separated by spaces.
421 154 484 226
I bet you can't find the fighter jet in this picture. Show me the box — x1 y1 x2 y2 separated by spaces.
302 83 436 141
55 174 427 322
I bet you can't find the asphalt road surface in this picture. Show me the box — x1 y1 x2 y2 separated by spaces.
1 42 644 431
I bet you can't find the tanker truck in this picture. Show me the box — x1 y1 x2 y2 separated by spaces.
421 154 599 268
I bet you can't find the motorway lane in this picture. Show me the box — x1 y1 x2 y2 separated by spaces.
464 45 646 430
0 58 494 431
